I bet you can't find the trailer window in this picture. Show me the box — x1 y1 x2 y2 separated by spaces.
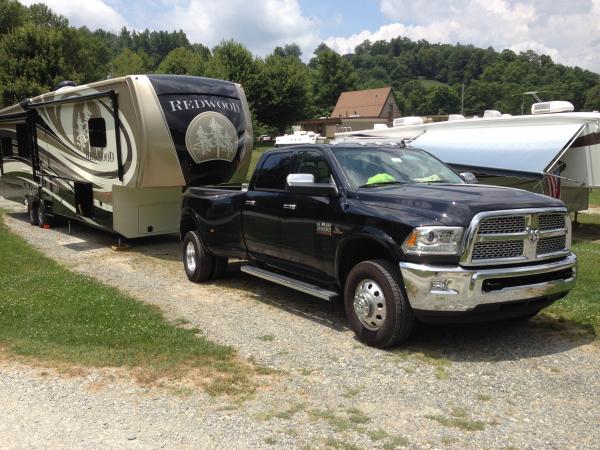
16 124 31 158
255 152 293 190
1 137 12 157
88 118 107 148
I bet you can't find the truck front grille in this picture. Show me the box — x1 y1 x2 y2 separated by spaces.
472 241 524 260
477 216 525 234
537 236 567 255
538 214 566 231
462 209 570 266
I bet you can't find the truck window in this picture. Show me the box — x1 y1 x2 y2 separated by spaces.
293 150 332 184
255 152 293 190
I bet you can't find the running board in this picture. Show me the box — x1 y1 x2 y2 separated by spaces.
240 265 339 301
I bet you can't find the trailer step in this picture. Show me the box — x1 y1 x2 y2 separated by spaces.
240 265 339 301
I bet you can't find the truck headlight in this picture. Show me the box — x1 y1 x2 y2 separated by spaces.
402 226 464 255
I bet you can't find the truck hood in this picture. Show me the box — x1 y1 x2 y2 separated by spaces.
356 183 565 226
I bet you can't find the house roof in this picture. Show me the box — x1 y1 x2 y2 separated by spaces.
331 87 393 118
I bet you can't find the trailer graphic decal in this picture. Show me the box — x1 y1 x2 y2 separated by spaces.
185 111 238 164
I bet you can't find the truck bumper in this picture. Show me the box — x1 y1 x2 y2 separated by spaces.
399 253 577 316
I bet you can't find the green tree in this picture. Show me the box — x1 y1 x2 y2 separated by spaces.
210 40 256 85
309 44 358 116
584 84 600 111
0 0 26 34
251 54 311 133
157 47 206 75
109 48 149 77
423 85 460 114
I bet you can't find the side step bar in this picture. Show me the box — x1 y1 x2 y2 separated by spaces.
240 265 339 301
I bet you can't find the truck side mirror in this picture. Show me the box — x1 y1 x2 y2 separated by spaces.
286 173 339 197
460 172 478 184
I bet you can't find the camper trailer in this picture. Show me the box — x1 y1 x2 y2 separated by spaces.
335 102 600 212
0 75 253 237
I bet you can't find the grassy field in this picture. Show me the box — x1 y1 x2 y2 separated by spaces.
546 213 600 336
589 189 600 207
418 78 447 89
0 212 256 394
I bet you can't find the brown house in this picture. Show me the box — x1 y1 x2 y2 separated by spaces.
331 87 401 120
301 87 401 138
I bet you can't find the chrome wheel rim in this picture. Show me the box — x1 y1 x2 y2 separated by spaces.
185 241 197 272
353 279 386 331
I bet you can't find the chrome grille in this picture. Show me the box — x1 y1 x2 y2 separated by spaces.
472 240 524 260
477 216 526 234
538 214 566 231
462 209 570 266
537 236 567 255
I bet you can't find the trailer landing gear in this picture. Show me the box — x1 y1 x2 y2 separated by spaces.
111 237 130 252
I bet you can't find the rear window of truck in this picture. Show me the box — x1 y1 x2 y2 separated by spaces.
255 152 293 190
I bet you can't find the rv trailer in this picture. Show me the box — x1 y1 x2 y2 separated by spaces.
0 75 253 237
335 102 600 212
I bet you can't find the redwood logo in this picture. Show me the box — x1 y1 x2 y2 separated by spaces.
184 111 238 164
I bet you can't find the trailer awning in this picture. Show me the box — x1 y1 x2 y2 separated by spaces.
412 122 586 178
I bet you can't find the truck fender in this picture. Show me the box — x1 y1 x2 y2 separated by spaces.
334 226 404 286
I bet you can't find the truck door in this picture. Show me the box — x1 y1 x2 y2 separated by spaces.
242 151 294 263
278 149 341 282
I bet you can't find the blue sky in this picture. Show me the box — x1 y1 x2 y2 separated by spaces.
17 0 600 72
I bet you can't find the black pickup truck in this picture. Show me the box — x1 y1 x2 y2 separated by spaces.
180 143 577 348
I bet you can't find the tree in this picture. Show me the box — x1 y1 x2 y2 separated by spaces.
251 54 311 133
157 47 206 75
309 44 358 116
210 40 256 85
584 84 600 111
109 48 149 77
423 85 460 114
0 0 26 34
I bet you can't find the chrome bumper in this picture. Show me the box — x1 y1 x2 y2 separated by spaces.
399 253 577 312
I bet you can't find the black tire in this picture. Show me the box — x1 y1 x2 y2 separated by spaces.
212 256 229 279
182 230 214 282
37 199 51 227
28 200 39 226
344 259 414 348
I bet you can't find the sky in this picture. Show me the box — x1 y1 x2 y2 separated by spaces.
17 0 600 73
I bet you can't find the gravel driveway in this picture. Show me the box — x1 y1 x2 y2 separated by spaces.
1 198 599 449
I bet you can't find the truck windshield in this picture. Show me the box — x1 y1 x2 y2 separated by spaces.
332 146 463 188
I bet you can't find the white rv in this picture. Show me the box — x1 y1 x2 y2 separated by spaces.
336 101 600 212
0 75 253 237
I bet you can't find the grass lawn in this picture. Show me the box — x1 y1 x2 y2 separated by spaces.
589 189 600 207
418 78 447 89
546 213 600 337
0 212 256 394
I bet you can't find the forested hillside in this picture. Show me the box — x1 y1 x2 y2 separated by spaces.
1 0 600 135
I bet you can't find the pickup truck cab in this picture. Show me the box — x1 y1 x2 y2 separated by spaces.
180 143 577 348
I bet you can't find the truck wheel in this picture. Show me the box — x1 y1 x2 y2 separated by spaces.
183 230 214 282
344 259 414 348
212 257 229 279
28 200 39 226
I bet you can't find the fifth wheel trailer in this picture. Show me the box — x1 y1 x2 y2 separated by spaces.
0 74 253 237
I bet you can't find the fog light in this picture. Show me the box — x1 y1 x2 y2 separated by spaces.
429 279 458 294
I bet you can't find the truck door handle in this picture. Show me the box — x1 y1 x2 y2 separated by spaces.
283 204 296 210
245 200 256 206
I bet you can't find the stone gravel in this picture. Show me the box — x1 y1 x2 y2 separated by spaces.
1 198 599 449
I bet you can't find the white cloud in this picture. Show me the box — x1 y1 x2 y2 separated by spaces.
165 0 320 57
19 0 126 31
19 0 320 59
326 0 600 72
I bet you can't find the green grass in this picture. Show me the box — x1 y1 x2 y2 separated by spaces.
0 212 256 394
589 189 600 207
545 213 600 337
425 407 486 432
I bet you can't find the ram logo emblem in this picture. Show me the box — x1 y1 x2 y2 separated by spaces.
526 226 540 242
